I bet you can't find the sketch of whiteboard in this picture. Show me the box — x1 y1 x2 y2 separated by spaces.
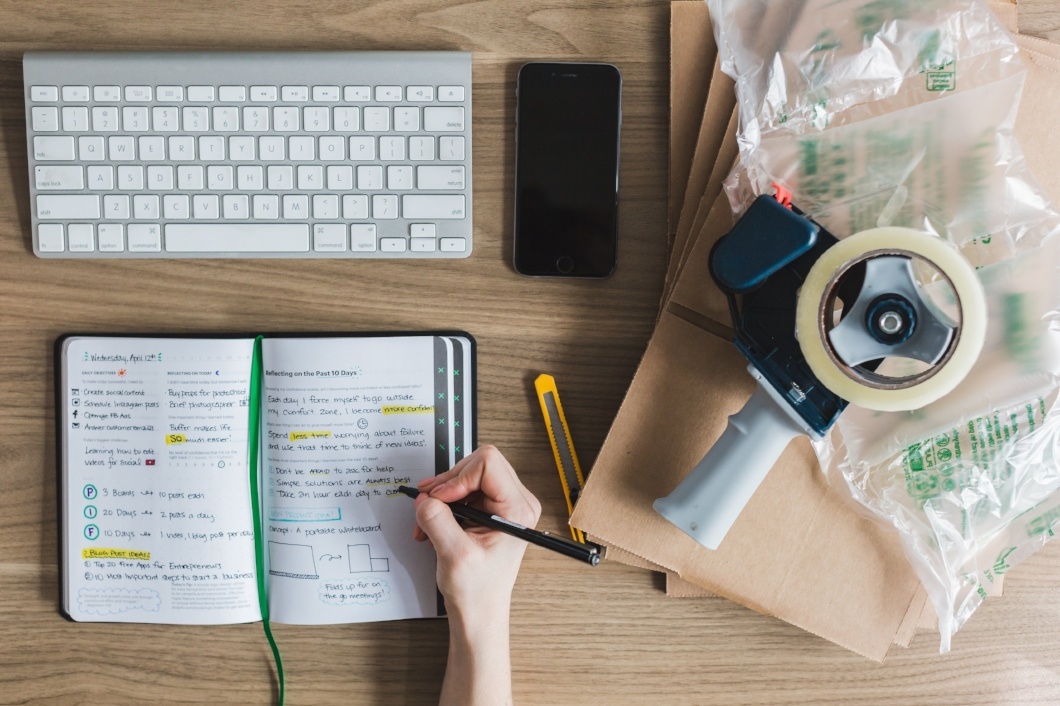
269 541 319 579
347 544 390 573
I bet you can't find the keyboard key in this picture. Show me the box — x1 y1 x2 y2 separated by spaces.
380 237 407 252
147 165 175 190
394 107 420 132
152 107 179 131
407 86 434 102
109 136 136 161
62 107 90 131
439 136 465 160
138 136 166 161
223 194 249 219
372 194 398 219
344 86 371 102
349 137 376 161
183 107 209 132
283 195 309 218
319 136 345 161
343 195 368 219
104 195 130 219
164 194 190 219
213 106 239 131
402 194 465 219
93 86 121 102
38 223 64 252
125 86 153 101
63 86 90 101
380 136 405 161
219 85 247 102
313 86 340 102
267 165 294 190
282 85 309 102
274 107 299 131
78 136 106 161
417 166 465 190
375 86 402 101
35 165 84 190
327 165 354 190
30 86 58 102
207 165 233 190
199 136 225 160
31 107 59 131
193 195 220 219
424 107 464 131
187 86 216 102
410 223 436 238
313 223 346 251
364 107 389 132
37 195 100 219
68 223 95 252
334 107 360 132
118 166 144 190
237 165 264 190
157 86 184 102
260 136 286 161
133 194 160 219
123 107 149 131
290 136 315 161
350 224 377 251
313 195 338 219
166 224 310 252
34 136 75 161
169 136 196 161
253 195 279 219
251 86 277 101
410 136 436 161
297 165 323 190
439 86 465 101
387 165 413 190
86 166 114 190
243 106 269 132
440 237 466 252
304 106 330 132
410 237 436 252
229 135 256 161
357 165 383 190
128 224 163 252
92 106 119 132
98 224 125 252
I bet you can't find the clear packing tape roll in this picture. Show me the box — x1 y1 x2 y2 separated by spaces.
706 0 1060 651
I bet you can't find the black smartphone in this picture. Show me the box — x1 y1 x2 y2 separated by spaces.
513 62 622 278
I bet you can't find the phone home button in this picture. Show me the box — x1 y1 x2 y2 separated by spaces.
556 255 574 274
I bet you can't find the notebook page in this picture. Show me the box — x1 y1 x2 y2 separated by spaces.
262 336 465 624
60 337 259 624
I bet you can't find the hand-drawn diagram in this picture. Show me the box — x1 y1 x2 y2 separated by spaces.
268 541 319 579
347 543 390 573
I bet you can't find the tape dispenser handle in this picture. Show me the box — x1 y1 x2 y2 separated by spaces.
653 372 809 550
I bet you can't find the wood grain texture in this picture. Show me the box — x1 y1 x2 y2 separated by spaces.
1 1 1059 704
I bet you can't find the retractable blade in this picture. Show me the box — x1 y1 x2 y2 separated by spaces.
534 373 587 543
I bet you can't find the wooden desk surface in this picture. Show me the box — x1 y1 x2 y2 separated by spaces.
2 1 1060 704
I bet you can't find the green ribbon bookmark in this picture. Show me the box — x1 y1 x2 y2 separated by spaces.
247 335 286 705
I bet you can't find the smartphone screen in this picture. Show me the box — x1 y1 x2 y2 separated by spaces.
514 62 622 277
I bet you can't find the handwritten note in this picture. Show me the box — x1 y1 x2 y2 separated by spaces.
62 337 259 625
260 336 463 624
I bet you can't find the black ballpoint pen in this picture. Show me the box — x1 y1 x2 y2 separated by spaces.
396 485 602 566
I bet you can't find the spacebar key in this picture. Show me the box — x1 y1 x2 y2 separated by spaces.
165 224 310 253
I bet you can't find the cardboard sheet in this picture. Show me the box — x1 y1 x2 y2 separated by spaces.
575 0 1049 660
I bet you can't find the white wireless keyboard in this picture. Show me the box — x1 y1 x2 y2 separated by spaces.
23 51 472 258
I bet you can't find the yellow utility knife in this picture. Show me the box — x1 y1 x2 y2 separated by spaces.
534 374 588 543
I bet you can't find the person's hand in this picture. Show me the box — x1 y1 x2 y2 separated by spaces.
412 444 542 628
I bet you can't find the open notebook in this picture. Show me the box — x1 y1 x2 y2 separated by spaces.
57 333 474 625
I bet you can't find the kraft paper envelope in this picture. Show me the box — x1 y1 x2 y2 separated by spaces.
575 0 1050 660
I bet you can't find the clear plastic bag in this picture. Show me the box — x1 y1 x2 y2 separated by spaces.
705 0 1060 651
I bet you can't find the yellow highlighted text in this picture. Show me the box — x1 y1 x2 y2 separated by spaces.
382 405 434 415
165 434 186 445
82 548 151 560
290 430 333 441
